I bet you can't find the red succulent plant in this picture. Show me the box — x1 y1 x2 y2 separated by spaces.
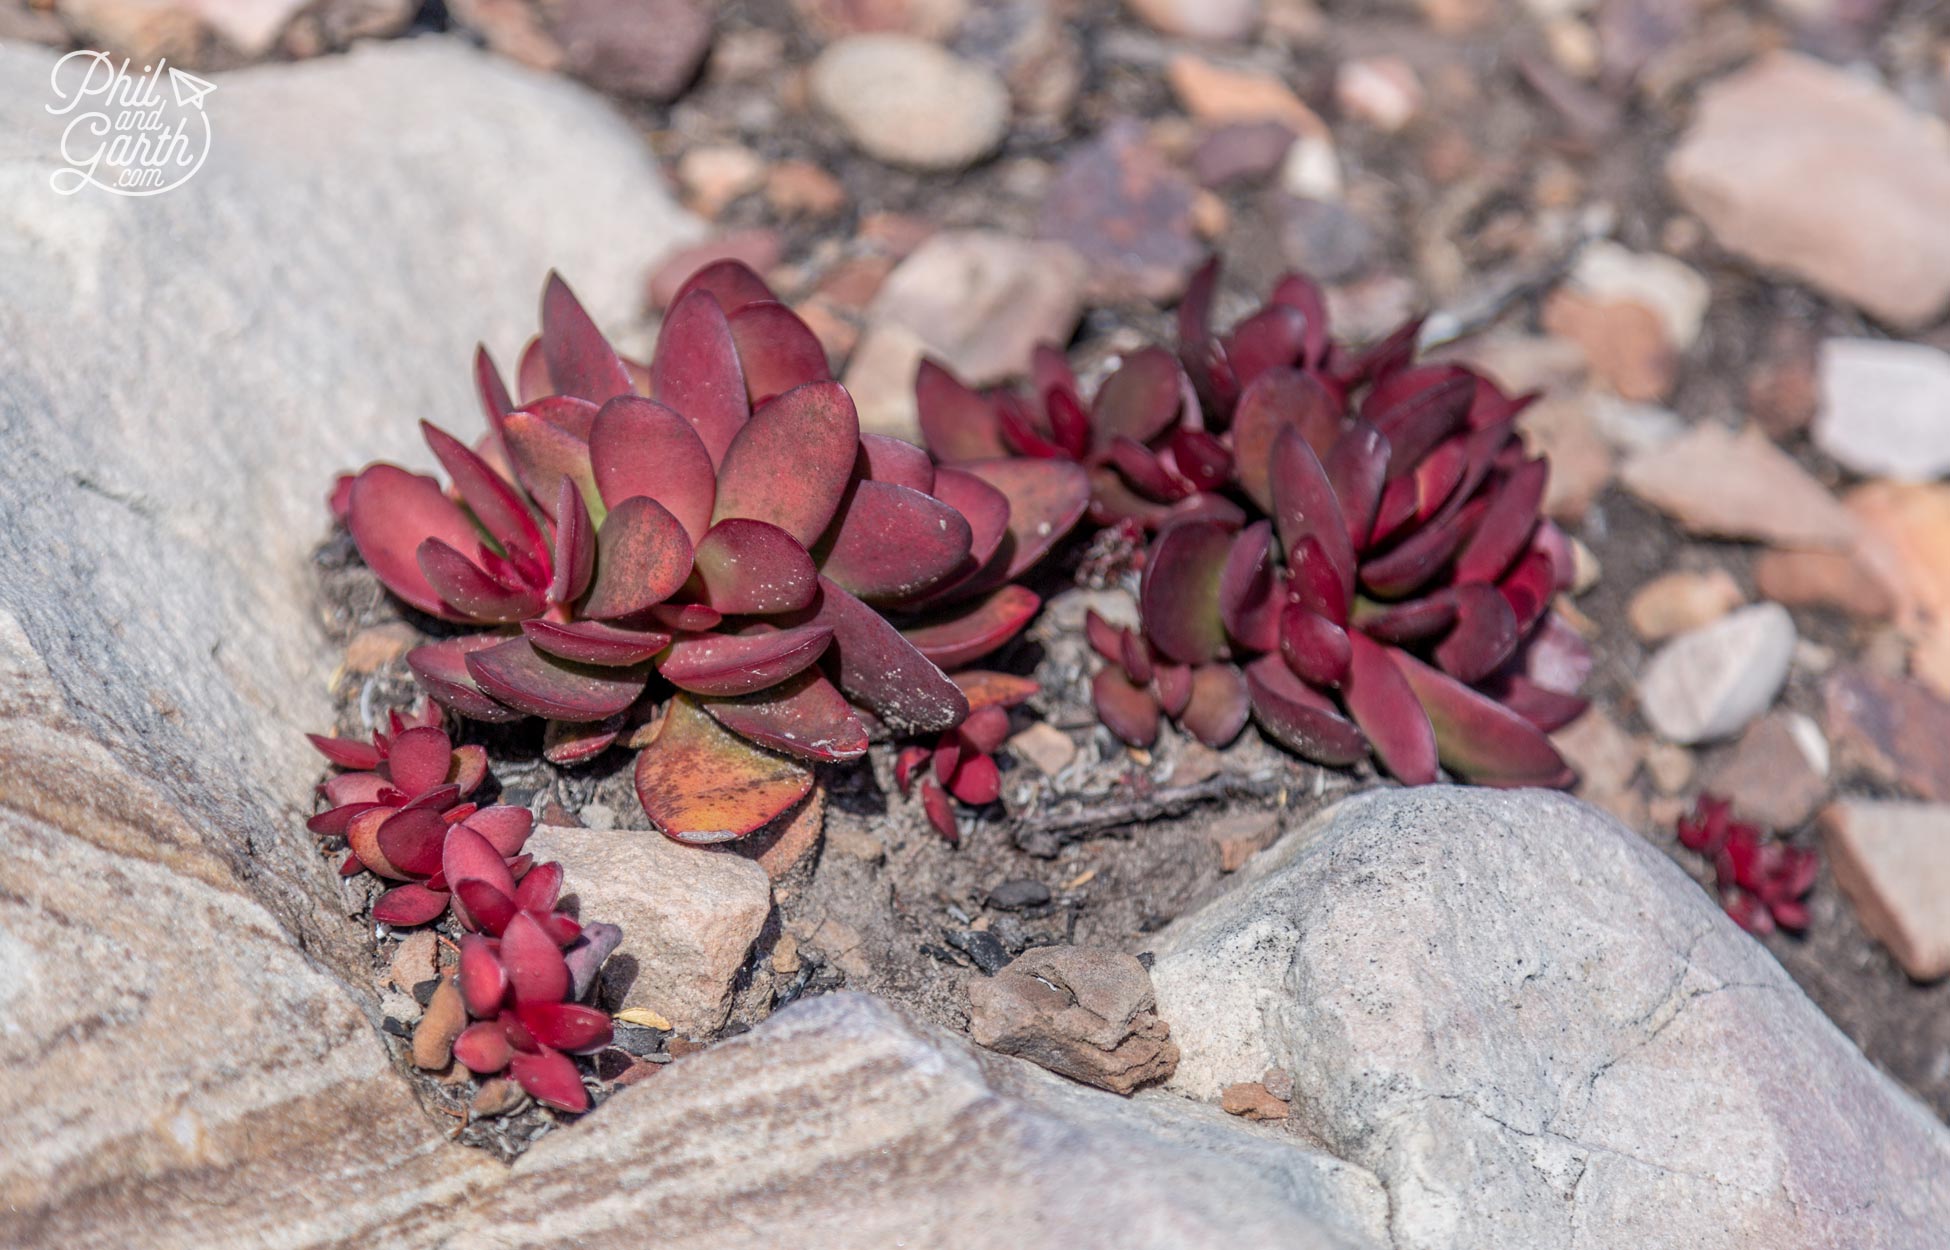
455 912 613 1112
895 670 1039 842
1678 794 1816 935
334 262 1089 841
922 260 1587 788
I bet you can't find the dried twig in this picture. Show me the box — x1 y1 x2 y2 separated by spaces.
1009 771 1294 857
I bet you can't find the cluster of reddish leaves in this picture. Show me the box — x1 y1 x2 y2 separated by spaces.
310 709 618 1111
894 671 1039 842
333 262 1086 842
919 261 1586 788
1677 795 1817 935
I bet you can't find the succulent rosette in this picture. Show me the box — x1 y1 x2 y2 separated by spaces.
1678 795 1816 934
894 669 1040 843
335 262 1088 841
923 260 1588 789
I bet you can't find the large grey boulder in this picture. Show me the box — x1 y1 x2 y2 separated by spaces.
1150 787 1950 1249
0 36 695 1242
453 993 1391 1249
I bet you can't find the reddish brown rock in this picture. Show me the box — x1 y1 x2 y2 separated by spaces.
1542 289 1675 403
1221 1081 1291 1120
1039 120 1202 302
1823 667 1950 802
1821 800 1950 981
553 0 711 101
1705 711 1830 831
967 946 1179 1094
1754 548 1895 620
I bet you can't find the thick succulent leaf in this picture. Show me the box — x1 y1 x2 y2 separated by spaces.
672 258 776 316
514 860 562 915
409 637 526 724
1045 385 1092 460
1231 368 1342 511
549 478 596 605
1181 662 1250 748
419 539 546 623
1286 534 1350 626
463 805 535 857
819 480 973 604
795 577 967 734
1351 591 1458 644
1086 464 1173 529
421 421 549 579
1168 427 1233 494
1513 611 1593 696
944 753 999 805
501 912 571 1008
653 288 751 468
920 778 959 843
1341 316 1424 386
515 337 550 405
1177 258 1240 416
688 518 819 614
928 467 1011 576
712 381 858 547
372 883 449 927
458 935 508 1017
1108 436 1186 502
1358 495 1488 600
1219 520 1281 652
1269 272 1332 368
522 619 671 666
954 670 1039 713
661 624 834 696
1281 601 1353 687
543 716 622 766
703 669 869 761
581 496 695 620
588 396 716 542
375 807 449 877
916 358 1007 462
959 705 1013 754
310 734 382 771
900 585 1040 670
465 637 650 722
1093 666 1160 747
1271 426 1356 607
1453 459 1547 585
1243 654 1367 765
729 301 831 405
858 433 935 493
475 343 515 428
541 272 633 404
346 466 483 620
1368 373 1473 478
517 1002 613 1054
1120 628 1156 685
1084 610 1125 664
452 878 519 936
1434 582 1520 683
1491 675 1591 733
501 409 598 521
387 726 453 796
1140 519 1233 665
1222 303 1310 391
635 693 813 841
441 823 519 904
653 602 723 632
959 458 1090 582
1497 548 1556 636
998 392 1068 460
1392 649 1576 787
346 807 407 879
1324 421 1391 555
1154 660 1192 717
1092 347 1183 451
1341 634 1439 784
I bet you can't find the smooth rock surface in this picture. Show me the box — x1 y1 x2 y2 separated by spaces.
1621 422 1858 549
0 36 695 1245
526 825 773 1032
1668 52 1950 328
1821 799 1950 981
1150 787 1950 1249
1816 338 1950 481
1705 710 1831 831
1638 603 1797 743
809 34 1010 171
455 993 1391 1249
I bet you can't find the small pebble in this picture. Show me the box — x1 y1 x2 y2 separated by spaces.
987 879 1053 911
948 928 1011 975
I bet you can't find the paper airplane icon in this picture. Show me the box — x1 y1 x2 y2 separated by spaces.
168 66 216 111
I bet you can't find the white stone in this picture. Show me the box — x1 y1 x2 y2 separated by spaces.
1638 603 1798 743
1150 788 1950 1249
809 35 1010 171
1123 0 1260 40
1815 338 1950 481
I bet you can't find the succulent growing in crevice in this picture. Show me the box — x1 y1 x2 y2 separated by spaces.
922 260 1586 788
1678 794 1816 934
454 912 614 1113
895 669 1039 842
334 261 1088 840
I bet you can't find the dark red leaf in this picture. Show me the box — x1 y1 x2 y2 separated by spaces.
421 421 549 580
1268 272 1332 368
688 518 820 615
515 861 563 913
959 704 1012 753
712 381 858 547
1358 495 1488 600
1324 421 1391 555
1287 535 1350 627
956 458 1090 583
1490 675 1590 733
541 272 633 404
928 467 1011 578
443 823 517 899
581 496 694 620
1352 591 1457 645
522 619 672 666
454 1021 515 1074
1093 666 1160 747
501 911 570 1004
916 358 1007 462
1341 634 1439 784
1271 426 1355 607
653 288 750 468
376 807 450 877
1140 518 1233 665
1243 654 1367 765
458 935 507 1016
1281 602 1352 686
346 466 483 620
818 480 973 603
309 734 382 771
517 1002 613 1054
947 753 1002 805
418 539 546 623
1231 368 1342 511
372 883 450 927
510 1047 589 1112
1367 372 1473 479
1181 662 1250 748
1219 521 1281 652
921 778 959 844
1222 303 1309 391
453 878 519 935
465 638 649 722
661 624 833 696
794 578 968 735
1453 459 1547 585
1084 609 1125 663
588 396 717 543
1092 347 1184 451
729 301 831 406
1433 582 1520 683
1391 648 1576 787
501 408 598 520
548 478 595 606
901 586 1040 670
387 726 453 796
1108 435 1186 501
858 433 935 493
703 668 869 762
461 806 534 858
410 638 525 723
671 258 776 315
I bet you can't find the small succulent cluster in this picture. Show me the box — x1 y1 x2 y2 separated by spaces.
919 261 1586 788
334 263 1086 841
895 670 1040 842
1677 794 1817 935
309 710 618 1111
